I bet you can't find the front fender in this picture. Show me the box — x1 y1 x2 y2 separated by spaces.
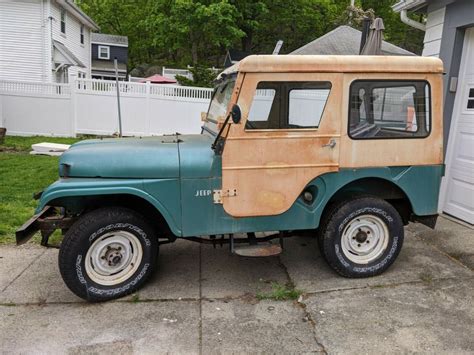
37 178 182 236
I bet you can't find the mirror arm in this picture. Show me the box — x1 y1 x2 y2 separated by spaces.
211 113 231 152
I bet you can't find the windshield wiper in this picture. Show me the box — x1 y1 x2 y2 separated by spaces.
211 113 231 153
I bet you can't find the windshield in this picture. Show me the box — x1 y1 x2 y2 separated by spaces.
202 79 236 136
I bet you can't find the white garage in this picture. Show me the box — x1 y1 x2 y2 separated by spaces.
441 27 474 224
393 0 474 225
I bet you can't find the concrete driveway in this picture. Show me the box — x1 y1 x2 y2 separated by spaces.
1 216 473 354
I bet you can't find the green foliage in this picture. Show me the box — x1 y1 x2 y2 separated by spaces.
256 282 302 301
77 1 425 72
0 136 82 244
175 66 217 88
359 0 425 54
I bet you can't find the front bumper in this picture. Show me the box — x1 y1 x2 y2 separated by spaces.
15 206 76 246
15 206 54 245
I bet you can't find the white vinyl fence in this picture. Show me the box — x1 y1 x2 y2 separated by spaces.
0 79 213 137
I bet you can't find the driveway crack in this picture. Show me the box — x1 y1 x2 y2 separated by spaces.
1 248 47 293
278 255 327 354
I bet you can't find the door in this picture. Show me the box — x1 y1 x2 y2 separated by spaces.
442 27 474 224
221 72 342 217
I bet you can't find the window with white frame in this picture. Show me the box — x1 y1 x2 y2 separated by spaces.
98 45 110 60
80 25 84 44
60 8 66 34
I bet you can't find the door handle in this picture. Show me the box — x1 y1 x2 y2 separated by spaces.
322 139 336 148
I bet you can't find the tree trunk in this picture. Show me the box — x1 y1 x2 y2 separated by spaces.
241 32 253 52
190 33 198 65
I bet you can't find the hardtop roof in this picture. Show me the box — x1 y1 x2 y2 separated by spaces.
218 55 443 79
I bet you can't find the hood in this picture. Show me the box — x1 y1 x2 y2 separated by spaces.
60 136 181 178
59 134 219 179
178 134 221 178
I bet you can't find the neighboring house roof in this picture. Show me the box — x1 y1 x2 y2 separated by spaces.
291 25 415 56
53 40 86 67
91 33 129 46
56 0 99 30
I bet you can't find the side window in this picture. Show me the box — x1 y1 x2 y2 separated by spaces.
247 86 279 129
246 81 331 130
60 8 66 34
98 46 110 60
349 80 431 139
289 89 330 128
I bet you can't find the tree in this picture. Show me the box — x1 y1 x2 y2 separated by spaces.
229 0 268 52
77 0 160 69
175 65 217 87
251 0 341 54
146 0 245 65
77 0 425 71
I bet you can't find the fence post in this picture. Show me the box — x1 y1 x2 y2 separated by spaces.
146 81 151 136
70 80 77 137
0 94 3 128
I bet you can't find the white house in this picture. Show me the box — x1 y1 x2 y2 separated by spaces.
0 0 99 83
393 0 474 225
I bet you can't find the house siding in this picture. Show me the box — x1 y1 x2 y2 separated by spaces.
91 44 128 64
50 1 91 81
437 0 474 148
422 7 445 57
0 0 46 82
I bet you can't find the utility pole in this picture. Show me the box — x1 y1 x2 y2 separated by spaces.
114 57 123 137
349 0 355 26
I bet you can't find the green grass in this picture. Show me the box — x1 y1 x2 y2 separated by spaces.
256 282 302 301
0 136 83 244
1 135 86 152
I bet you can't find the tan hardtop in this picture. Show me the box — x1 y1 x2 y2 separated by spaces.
220 55 443 77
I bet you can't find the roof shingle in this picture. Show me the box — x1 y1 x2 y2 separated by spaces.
291 25 414 56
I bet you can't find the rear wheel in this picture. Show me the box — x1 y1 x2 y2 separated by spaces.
318 197 404 278
59 207 158 301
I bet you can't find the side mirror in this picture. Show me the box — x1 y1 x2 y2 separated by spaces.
230 104 241 124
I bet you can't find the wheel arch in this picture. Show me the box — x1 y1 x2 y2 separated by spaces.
40 188 181 237
317 177 414 226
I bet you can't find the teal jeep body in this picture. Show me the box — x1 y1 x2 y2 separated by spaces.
16 55 445 302
35 134 442 238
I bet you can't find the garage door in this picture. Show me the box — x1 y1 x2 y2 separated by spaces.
442 27 474 224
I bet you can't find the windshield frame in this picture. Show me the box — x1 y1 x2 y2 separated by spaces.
202 74 238 137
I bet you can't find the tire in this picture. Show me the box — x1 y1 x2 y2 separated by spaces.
318 197 404 278
58 207 158 302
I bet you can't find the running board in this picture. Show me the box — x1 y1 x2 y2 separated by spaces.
233 242 282 257
231 232 283 257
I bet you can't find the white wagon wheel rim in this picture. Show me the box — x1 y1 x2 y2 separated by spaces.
341 214 389 264
85 231 143 286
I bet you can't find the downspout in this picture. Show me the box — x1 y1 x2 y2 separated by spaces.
47 0 54 82
400 9 426 31
41 0 45 82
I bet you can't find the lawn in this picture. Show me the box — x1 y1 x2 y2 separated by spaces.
0 136 83 244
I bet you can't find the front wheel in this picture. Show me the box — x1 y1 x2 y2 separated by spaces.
318 197 404 278
59 207 158 301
